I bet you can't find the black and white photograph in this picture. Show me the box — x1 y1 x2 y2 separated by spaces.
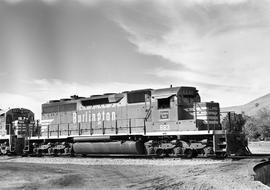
0 0 270 189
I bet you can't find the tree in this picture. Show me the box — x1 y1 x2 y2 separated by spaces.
255 108 270 139
244 116 261 139
222 112 246 132
242 108 270 140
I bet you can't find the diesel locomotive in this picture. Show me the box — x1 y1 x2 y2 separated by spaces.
0 108 35 155
0 86 248 157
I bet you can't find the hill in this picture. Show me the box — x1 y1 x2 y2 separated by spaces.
222 93 270 116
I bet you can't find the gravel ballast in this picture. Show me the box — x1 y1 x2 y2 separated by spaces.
0 156 269 190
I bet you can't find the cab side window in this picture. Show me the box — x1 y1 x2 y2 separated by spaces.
158 98 170 109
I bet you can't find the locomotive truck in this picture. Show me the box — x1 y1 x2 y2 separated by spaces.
0 86 249 157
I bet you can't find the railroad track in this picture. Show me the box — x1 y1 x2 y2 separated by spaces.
22 153 267 160
4 152 270 161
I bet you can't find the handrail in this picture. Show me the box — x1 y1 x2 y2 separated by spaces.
36 117 147 138
145 108 152 121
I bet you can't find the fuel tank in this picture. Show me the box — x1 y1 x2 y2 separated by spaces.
72 141 145 155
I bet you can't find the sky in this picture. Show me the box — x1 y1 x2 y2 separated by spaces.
1 0 270 119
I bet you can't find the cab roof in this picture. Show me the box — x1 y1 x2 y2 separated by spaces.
152 86 197 98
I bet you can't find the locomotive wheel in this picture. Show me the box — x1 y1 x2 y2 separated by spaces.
192 150 198 158
203 147 213 157
156 149 164 156
53 149 58 157
216 152 227 159
164 149 172 157
21 152 28 157
70 148 75 157
1 148 7 155
31 148 39 157
184 149 193 158
173 147 181 157
48 148 53 156
37 149 43 157
146 147 155 155
64 147 71 155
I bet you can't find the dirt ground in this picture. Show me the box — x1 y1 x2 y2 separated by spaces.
0 156 268 190
0 141 269 190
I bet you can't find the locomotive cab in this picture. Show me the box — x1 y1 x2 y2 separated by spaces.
147 87 197 133
147 86 221 133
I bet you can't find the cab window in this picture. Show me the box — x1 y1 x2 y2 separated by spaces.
158 98 170 109
183 95 194 104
